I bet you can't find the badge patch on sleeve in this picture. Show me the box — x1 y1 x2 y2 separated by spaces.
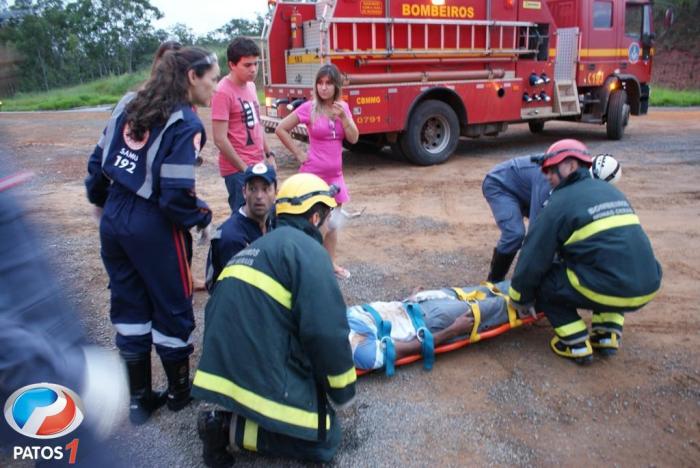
123 123 149 151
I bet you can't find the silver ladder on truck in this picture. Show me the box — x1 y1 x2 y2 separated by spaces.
265 0 544 87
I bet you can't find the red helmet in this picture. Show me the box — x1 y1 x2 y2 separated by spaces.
540 139 592 172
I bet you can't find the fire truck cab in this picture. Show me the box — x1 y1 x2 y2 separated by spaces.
261 0 654 165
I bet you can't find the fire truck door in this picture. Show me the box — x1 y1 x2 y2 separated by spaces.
619 2 653 82
585 0 617 66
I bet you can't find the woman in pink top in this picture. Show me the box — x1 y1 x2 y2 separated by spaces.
276 64 359 279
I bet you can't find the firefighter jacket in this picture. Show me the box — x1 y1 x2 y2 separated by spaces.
85 93 211 229
192 214 357 442
509 168 662 308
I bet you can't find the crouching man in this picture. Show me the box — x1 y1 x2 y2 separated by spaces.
508 139 662 364
192 173 356 466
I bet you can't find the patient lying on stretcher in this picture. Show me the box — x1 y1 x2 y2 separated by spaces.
347 280 525 372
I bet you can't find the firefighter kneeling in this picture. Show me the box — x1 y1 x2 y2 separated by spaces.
192 173 356 466
508 139 662 364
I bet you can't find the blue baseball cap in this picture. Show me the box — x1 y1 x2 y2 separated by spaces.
243 162 277 186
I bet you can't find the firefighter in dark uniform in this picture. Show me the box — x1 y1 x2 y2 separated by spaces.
508 139 662 364
85 47 219 423
193 173 357 466
482 156 552 282
205 161 277 292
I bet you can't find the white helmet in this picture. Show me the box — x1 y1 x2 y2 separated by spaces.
591 154 621 184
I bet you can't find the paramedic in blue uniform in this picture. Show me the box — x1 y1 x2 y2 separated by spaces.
205 161 277 292
85 47 219 424
482 156 552 282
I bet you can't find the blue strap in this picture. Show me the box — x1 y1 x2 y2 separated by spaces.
361 304 395 376
404 303 435 370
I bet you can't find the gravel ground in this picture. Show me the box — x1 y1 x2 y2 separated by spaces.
1 107 699 467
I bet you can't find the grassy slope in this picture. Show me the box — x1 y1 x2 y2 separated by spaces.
0 71 149 111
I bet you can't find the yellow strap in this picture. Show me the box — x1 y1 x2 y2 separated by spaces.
508 285 522 302
327 366 357 389
452 287 486 302
193 370 330 430
243 419 258 452
564 214 640 246
468 301 481 343
481 282 522 327
566 268 658 308
218 264 292 309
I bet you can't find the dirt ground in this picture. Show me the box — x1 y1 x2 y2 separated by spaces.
1 107 698 467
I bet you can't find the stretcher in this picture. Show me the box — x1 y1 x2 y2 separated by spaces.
355 282 544 376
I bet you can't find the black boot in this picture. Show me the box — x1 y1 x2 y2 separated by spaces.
161 357 192 411
487 248 517 283
121 352 167 425
197 410 235 467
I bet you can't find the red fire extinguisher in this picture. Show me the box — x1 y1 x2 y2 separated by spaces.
290 7 304 49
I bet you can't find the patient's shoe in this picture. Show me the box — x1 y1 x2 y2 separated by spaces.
197 410 234 468
550 336 593 365
591 331 621 356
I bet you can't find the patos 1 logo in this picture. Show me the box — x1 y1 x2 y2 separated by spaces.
4 383 84 439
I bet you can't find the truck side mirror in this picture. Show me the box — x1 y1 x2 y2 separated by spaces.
664 8 675 30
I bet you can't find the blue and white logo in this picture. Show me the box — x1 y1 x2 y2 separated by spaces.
628 42 641 64
4 383 84 439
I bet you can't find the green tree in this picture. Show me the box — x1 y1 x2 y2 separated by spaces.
0 0 163 91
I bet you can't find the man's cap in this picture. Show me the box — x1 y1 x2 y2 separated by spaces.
244 162 277 185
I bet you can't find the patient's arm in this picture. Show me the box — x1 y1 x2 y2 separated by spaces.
394 313 474 360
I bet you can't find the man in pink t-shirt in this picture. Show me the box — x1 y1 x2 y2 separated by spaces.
212 37 276 212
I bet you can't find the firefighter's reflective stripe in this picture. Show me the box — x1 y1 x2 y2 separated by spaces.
102 92 136 167
97 131 106 149
218 264 292 309
243 419 259 452
327 367 357 389
566 268 659 307
592 312 625 327
193 370 331 430
152 328 193 348
564 214 640 246
114 321 152 336
136 110 184 199
160 163 195 180
554 319 587 340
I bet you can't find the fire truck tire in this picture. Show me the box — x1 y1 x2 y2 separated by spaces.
606 89 629 140
401 100 459 166
528 120 545 133
389 140 409 161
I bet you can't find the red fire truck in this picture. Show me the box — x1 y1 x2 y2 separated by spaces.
261 0 655 165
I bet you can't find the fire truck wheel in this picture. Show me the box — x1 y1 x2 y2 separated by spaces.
401 100 459 166
606 89 629 140
528 120 545 133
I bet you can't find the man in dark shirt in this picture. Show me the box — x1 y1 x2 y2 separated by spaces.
205 162 276 292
